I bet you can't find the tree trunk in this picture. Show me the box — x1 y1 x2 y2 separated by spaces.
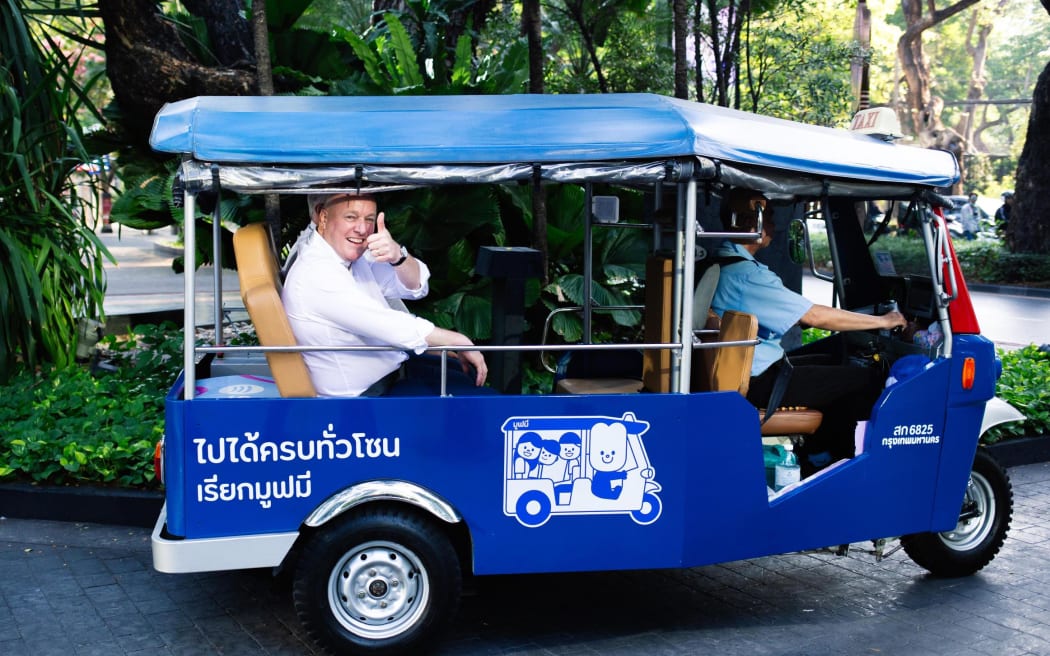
693 0 704 103
523 0 544 94
897 0 980 141
1010 1 1050 255
896 0 980 193
955 2 1006 148
182 0 255 66
563 0 609 93
705 0 726 105
251 0 281 237
673 0 688 99
698 0 749 108
522 0 548 282
98 0 255 148
851 0 872 111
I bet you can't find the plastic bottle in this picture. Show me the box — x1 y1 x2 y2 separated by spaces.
774 444 801 491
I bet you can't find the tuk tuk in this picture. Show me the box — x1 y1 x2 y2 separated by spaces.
148 94 1022 655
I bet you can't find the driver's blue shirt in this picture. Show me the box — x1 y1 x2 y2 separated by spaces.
711 241 813 376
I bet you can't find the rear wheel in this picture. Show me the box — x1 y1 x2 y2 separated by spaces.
293 508 461 655
902 448 1012 577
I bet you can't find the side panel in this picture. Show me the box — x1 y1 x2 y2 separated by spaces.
163 357 982 575
928 334 997 528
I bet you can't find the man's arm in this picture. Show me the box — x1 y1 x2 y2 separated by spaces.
366 213 424 290
801 304 907 332
425 327 488 387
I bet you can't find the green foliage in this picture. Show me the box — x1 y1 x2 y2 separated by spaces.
338 14 425 93
334 11 528 94
496 183 648 344
811 232 1050 287
982 345 1050 444
109 164 181 231
743 4 855 126
521 358 556 395
0 2 109 380
0 322 183 488
543 0 665 94
955 243 1050 287
801 327 832 345
380 185 508 339
602 12 674 94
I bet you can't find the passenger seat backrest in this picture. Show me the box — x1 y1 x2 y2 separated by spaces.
642 255 674 393
692 263 720 330
233 223 317 398
709 310 758 395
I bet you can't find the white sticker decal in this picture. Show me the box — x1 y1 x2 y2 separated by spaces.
881 423 942 449
502 412 662 527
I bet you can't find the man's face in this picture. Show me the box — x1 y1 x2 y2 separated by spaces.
968 194 978 205
319 196 377 262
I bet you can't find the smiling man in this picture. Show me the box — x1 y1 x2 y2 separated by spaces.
282 193 487 396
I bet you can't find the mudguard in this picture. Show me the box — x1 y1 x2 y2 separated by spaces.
980 396 1025 436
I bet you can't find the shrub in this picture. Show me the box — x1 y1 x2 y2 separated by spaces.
982 345 1050 444
811 232 1050 287
0 323 182 488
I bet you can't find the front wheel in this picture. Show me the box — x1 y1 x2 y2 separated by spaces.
902 448 1012 577
293 508 461 655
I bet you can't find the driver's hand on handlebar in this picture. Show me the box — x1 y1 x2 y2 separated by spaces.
880 310 908 331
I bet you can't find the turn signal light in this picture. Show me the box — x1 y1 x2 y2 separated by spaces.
153 438 165 485
961 357 976 390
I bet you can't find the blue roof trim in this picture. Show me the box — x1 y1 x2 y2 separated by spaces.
149 94 959 188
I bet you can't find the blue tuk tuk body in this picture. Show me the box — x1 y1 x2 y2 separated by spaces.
161 335 993 575
148 95 1014 654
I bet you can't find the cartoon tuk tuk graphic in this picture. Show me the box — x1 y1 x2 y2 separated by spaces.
502 412 662 527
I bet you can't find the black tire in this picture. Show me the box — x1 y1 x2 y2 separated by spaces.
902 447 1012 577
293 508 461 656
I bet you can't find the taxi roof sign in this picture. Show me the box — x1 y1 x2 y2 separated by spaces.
850 107 903 141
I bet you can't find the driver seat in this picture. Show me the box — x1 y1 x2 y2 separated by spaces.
709 310 822 436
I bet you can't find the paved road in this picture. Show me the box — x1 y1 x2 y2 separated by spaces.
3 462 1049 656
802 274 1050 350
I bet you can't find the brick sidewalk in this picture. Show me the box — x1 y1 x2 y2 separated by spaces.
3 462 1050 656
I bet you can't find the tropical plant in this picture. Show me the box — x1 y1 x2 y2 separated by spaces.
498 184 648 344
333 11 528 95
540 0 666 95
0 322 184 488
1 0 110 381
983 344 1050 443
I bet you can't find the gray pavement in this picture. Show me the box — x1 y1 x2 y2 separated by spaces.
99 226 242 327
2 461 1049 655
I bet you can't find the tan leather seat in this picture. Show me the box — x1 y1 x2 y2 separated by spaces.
233 223 316 398
555 377 643 395
642 255 673 392
706 310 822 436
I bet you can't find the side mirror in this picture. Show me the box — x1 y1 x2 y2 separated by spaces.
788 218 808 265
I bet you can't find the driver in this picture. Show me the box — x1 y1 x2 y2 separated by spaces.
711 188 907 472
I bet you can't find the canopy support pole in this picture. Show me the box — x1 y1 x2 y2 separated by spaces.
678 178 697 393
183 191 197 400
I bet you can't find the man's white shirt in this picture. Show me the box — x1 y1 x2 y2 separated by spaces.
282 232 433 396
